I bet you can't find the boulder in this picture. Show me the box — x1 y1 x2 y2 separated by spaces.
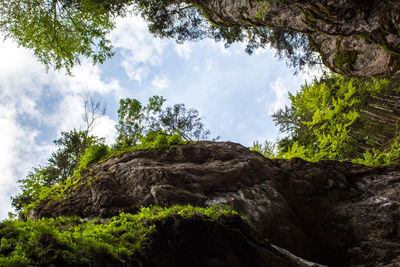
30 142 400 266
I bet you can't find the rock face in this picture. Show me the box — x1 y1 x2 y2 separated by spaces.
135 214 316 267
30 142 400 266
194 0 400 77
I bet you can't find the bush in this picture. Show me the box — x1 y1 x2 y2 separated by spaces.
0 205 238 266
79 143 110 169
138 130 186 150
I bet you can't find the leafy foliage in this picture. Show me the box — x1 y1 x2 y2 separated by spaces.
78 143 111 170
250 140 276 158
116 96 212 148
0 205 238 266
44 129 102 184
0 0 120 74
116 96 166 148
11 130 102 212
267 74 400 165
137 130 186 150
160 104 211 141
0 0 319 73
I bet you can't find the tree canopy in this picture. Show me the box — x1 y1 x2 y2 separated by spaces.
257 74 400 165
0 0 124 73
116 95 212 148
0 0 319 73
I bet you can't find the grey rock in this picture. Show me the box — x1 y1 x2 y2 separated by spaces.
30 141 400 266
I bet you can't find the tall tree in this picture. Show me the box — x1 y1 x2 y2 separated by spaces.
11 97 105 211
115 96 212 148
116 96 166 148
272 74 400 160
160 104 210 141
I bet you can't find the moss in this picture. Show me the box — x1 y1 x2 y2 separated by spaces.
333 38 359 74
191 2 227 28
389 55 400 75
333 50 359 74
0 205 239 266
358 28 400 57
22 132 193 215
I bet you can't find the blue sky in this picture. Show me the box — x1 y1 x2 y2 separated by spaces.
0 15 319 219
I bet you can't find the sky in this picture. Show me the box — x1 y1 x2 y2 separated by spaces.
0 14 319 220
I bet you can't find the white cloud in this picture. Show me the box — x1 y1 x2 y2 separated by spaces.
0 97 54 219
91 116 117 145
49 94 85 132
152 74 169 90
109 15 168 82
0 36 126 220
268 77 290 115
49 58 123 96
121 63 150 83
205 58 215 72
174 43 193 59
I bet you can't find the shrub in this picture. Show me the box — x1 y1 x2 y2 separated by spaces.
0 205 238 266
79 143 110 169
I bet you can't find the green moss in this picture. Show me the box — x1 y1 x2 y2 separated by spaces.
357 28 400 57
0 205 239 266
389 55 400 74
333 38 359 74
22 131 193 215
191 3 226 28
333 50 359 74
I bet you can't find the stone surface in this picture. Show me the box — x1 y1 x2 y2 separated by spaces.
194 0 400 77
134 214 320 267
30 141 400 266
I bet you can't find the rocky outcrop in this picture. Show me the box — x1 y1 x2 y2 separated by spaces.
30 142 400 266
194 0 400 77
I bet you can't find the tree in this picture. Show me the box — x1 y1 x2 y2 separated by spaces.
116 96 166 148
11 129 104 212
0 0 119 73
0 0 321 74
115 96 212 148
272 74 400 161
82 95 107 140
11 97 105 211
160 104 210 141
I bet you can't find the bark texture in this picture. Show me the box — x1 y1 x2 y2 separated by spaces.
194 0 400 77
30 142 400 266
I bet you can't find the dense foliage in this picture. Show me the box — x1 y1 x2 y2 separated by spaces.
0 0 318 73
252 74 400 165
0 205 238 266
0 0 120 73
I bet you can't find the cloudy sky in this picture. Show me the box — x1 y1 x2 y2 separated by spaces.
0 14 318 220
